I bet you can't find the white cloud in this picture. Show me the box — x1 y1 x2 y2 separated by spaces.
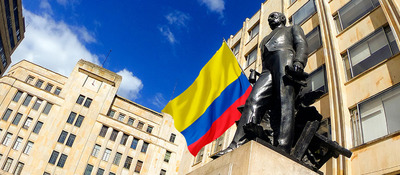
116 69 143 100
72 26 97 43
151 93 167 109
39 0 53 14
159 10 190 45
11 10 99 76
11 9 144 100
199 0 225 15
166 11 190 27
159 26 176 44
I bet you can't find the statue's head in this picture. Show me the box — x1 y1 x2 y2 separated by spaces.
268 12 286 30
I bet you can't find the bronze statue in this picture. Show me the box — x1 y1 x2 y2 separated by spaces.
215 12 308 156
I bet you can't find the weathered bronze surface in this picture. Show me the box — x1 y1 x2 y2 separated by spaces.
212 12 351 170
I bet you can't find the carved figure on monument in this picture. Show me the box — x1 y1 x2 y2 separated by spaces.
215 11 308 156
213 12 351 170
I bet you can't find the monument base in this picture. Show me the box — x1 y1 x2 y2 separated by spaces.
188 140 322 175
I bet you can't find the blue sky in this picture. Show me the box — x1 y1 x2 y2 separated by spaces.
12 0 265 112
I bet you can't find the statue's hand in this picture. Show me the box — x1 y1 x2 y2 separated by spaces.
293 62 304 73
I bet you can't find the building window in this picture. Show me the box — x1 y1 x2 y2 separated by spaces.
32 99 43 110
113 152 122 165
91 144 101 157
246 48 257 68
24 141 33 154
109 172 116 175
13 137 23 150
33 121 43 134
291 0 316 25
306 26 322 54
84 164 94 175
107 110 115 118
344 26 399 79
169 133 176 143
42 103 53 115
25 76 34 84
352 85 400 146
43 172 50 175
102 148 111 161
22 94 33 106
213 134 225 154
335 0 379 32
232 42 240 56
67 112 77 124
99 125 109 137
141 142 149 153
83 98 92 108
12 91 23 102
120 134 129 145
137 121 144 130
194 147 204 164
58 131 68 144
2 133 12 146
54 87 61 95
12 113 22 125
66 134 76 147
76 95 85 105
57 154 68 168
96 168 104 175
110 129 118 141
127 117 135 125
160 169 167 175
44 84 53 92
23 117 33 129
134 160 143 173
2 157 13 172
301 65 328 95
164 151 171 163
146 125 153 133
74 115 84 127
248 23 259 41
35 80 44 88
48 151 59 164
117 114 125 122
2 109 13 121
124 156 133 169
13 162 24 175
131 138 139 149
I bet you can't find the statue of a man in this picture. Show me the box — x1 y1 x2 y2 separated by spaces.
216 12 308 157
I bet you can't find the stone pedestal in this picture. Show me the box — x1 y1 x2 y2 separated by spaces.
188 141 321 175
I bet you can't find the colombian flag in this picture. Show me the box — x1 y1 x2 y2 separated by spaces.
162 42 252 156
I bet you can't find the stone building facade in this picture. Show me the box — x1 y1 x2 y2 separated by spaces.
180 0 400 174
0 60 185 175
0 0 25 76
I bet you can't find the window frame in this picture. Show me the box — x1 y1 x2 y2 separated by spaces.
291 0 317 25
32 121 43 134
48 151 59 165
343 26 399 79
12 91 23 102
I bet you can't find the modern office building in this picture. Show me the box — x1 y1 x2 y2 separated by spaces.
0 0 25 76
0 60 186 175
179 0 400 174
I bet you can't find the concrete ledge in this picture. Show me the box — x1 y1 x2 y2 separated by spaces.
188 141 321 175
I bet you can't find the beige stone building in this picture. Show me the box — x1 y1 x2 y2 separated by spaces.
180 0 400 174
0 0 25 76
0 60 186 175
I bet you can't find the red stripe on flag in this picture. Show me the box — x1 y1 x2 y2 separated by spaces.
187 86 252 156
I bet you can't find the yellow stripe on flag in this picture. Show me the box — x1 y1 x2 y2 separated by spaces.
162 42 242 132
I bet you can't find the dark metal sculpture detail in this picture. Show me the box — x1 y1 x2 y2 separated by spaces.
212 12 351 171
